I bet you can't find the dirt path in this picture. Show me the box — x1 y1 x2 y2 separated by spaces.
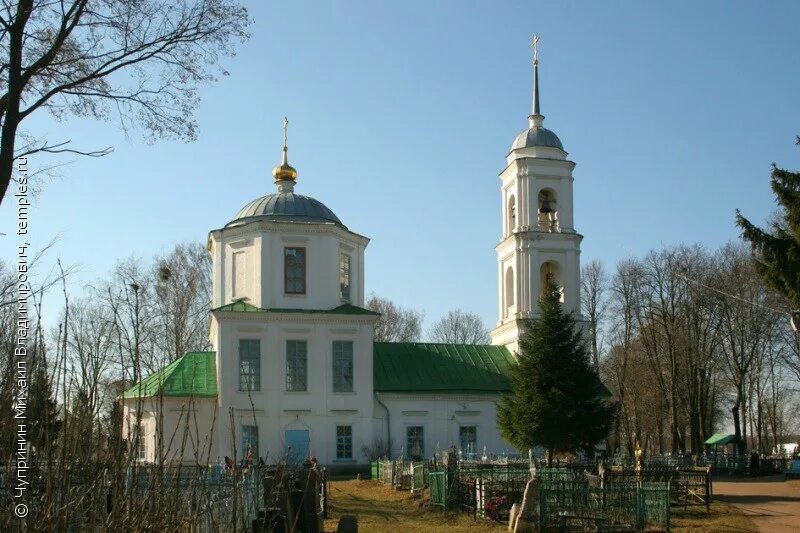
714 476 800 533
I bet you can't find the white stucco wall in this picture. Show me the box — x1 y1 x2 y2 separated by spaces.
121 397 218 465
211 312 378 465
374 393 519 459
208 221 368 311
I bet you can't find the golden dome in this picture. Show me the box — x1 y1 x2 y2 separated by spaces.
272 146 297 182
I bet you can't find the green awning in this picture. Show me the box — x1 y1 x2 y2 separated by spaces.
120 351 217 399
374 342 514 393
704 433 739 446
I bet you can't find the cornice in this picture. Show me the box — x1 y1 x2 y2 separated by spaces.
499 156 576 178
375 392 502 402
495 230 584 251
490 317 530 336
208 220 370 247
211 309 379 325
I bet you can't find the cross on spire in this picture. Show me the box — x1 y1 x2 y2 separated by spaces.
272 115 298 185
531 35 540 65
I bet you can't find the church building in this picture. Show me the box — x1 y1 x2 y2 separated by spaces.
121 43 584 470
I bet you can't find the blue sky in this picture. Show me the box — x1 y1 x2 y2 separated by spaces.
3 0 800 333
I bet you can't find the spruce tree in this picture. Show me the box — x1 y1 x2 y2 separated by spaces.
736 136 800 307
497 281 615 465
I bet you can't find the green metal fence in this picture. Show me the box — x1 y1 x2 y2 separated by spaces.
428 470 448 509
538 482 670 532
428 465 670 531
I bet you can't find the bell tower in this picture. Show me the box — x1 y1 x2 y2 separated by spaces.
490 36 583 354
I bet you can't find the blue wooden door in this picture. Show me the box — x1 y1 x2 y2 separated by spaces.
285 429 310 464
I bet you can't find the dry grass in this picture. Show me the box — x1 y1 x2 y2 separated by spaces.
323 479 757 532
323 480 503 533
671 501 758 532
786 478 800 489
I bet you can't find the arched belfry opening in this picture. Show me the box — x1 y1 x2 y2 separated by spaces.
507 195 516 235
505 266 515 317
537 189 558 232
539 261 564 303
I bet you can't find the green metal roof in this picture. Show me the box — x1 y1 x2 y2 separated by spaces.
122 343 516 399
373 343 514 393
213 299 379 316
704 433 739 446
120 352 217 399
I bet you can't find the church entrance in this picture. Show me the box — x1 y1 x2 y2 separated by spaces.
285 429 310 464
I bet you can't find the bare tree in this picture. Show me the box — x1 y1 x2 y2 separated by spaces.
65 297 117 418
595 241 796 457
581 260 608 367
366 294 423 342
675 248 721 453
98 243 211 381
601 259 642 455
714 243 779 454
428 309 489 344
152 242 212 359
0 0 251 204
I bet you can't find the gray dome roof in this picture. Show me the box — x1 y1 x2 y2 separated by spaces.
227 193 344 228
511 125 564 151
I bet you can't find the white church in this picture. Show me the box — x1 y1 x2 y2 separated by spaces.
121 44 584 471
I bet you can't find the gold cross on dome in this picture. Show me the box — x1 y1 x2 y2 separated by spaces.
282 117 289 148
531 35 540 64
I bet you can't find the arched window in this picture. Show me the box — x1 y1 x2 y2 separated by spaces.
505 266 515 315
507 195 516 235
539 261 564 303
537 189 559 232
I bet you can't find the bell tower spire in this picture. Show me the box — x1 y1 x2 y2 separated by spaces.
529 35 545 129
531 35 540 116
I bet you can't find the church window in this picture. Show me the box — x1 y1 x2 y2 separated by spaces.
459 426 477 455
505 267 515 309
508 195 516 234
239 339 261 391
406 426 424 461
336 425 353 460
241 425 259 462
135 425 146 461
284 247 306 294
332 341 354 392
285 340 307 392
339 253 351 301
